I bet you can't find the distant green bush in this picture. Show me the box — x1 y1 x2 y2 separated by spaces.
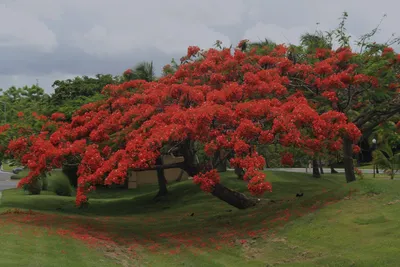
47 171 73 196
42 175 48 190
10 174 20 180
24 179 42 195
10 169 29 180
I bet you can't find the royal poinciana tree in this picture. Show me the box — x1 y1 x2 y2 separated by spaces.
280 13 400 181
6 43 364 209
288 44 400 182
0 111 51 166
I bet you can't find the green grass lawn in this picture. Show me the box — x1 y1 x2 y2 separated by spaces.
2 162 16 172
0 221 119 267
1 171 400 266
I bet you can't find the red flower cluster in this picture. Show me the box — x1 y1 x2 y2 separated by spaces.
280 152 294 166
193 170 220 192
352 145 361 154
0 124 10 134
123 69 132 76
50 112 66 121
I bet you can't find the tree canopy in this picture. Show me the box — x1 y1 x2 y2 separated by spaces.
5 43 366 208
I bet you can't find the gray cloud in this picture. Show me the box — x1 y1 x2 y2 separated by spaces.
0 0 399 93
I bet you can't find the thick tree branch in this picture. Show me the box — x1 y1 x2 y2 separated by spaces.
354 106 400 129
131 162 184 172
359 107 400 133
289 77 316 95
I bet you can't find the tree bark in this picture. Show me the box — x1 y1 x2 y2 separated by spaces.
330 165 338 174
155 157 168 198
313 159 321 178
216 159 227 172
181 140 200 176
212 183 257 209
235 167 245 180
328 160 338 174
62 163 79 187
215 150 227 172
319 158 324 174
175 169 185 182
343 136 356 183
178 141 257 209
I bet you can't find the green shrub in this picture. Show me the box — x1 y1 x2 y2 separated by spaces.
10 174 20 180
48 171 73 196
41 175 48 190
12 169 43 195
24 179 42 195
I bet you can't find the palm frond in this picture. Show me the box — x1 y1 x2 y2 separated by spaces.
373 150 391 170
131 61 155 82
300 31 332 51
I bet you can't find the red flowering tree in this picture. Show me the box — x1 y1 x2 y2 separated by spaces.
288 40 400 181
242 12 400 181
7 43 362 209
3 111 67 191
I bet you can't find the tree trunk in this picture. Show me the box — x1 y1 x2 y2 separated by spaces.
179 141 258 209
343 136 356 183
216 159 227 172
319 158 324 174
313 159 321 178
328 160 338 173
235 167 245 180
330 165 338 174
155 157 168 198
62 164 79 187
215 150 227 172
175 169 185 182
212 183 257 209
181 141 200 177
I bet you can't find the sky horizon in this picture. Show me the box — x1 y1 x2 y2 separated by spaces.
1 0 399 94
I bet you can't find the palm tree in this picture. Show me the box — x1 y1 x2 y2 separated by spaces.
373 141 400 179
131 61 156 82
247 38 276 51
300 31 332 53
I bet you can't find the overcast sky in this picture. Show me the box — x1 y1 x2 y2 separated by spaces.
0 0 399 94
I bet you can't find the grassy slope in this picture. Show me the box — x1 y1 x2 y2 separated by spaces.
1 171 400 266
0 222 118 267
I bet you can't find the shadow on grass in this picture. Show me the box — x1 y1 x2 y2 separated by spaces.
1 171 346 216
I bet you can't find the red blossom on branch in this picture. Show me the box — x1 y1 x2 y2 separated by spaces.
51 112 66 121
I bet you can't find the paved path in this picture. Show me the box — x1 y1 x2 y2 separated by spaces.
0 171 17 192
265 168 374 174
228 168 375 174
